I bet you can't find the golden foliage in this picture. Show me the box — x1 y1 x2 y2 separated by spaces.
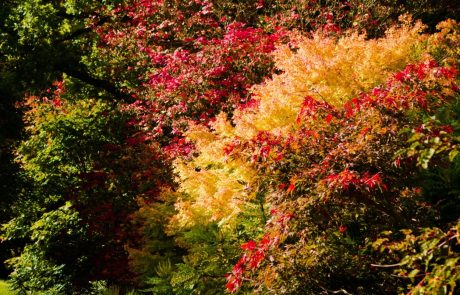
170 19 430 231
169 113 258 230
429 19 460 66
235 18 425 138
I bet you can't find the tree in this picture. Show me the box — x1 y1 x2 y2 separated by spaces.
2 0 459 293
169 20 460 294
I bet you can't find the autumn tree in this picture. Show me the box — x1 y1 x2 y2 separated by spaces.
1 0 460 294
166 19 460 294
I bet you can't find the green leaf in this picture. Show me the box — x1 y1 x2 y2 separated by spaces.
449 149 459 162
408 269 420 279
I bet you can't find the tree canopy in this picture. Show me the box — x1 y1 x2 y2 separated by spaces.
0 0 459 294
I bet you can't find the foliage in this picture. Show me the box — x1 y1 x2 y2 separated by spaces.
374 222 460 295
2 0 460 294
372 38 460 293
172 18 427 241
137 23 428 292
100 1 401 291
5 202 87 295
169 20 460 294
0 0 126 276
2 86 139 293
0 0 124 99
129 188 265 293
0 280 15 295
90 0 439 153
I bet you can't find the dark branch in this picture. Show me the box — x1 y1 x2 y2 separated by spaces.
55 11 92 20
54 27 93 44
54 16 109 44
55 64 133 102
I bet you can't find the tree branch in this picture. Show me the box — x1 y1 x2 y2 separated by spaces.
55 64 133 102
55 27 93 44
54 16 109 44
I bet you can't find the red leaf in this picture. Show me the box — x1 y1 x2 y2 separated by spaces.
241 240 257 251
